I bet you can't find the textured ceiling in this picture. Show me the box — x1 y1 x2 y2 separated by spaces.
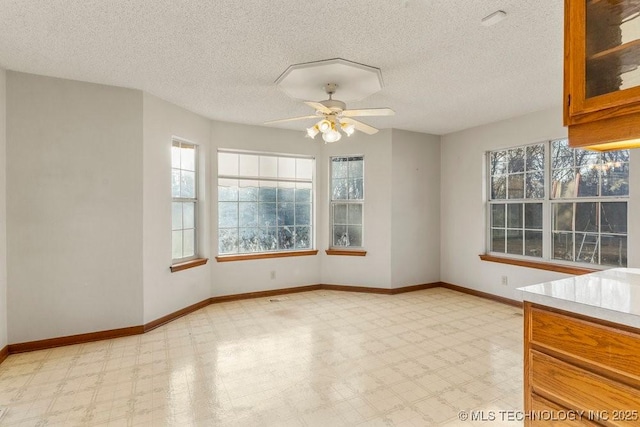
0 0 564 135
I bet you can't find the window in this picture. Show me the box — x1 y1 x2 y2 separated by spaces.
217 150 314 255
172 140 198 262
330 156 364 248
487 139 629 267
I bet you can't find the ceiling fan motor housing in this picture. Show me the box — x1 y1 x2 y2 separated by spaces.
320 99 346 113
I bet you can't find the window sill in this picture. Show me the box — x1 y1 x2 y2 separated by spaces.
170 258 209 273
215 250 318 262
326 249 367 256
479 254 599 275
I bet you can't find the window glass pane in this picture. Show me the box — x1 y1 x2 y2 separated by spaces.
259 156 277 178
238 180 259 201
181 146 195 171
553 232 573 261
258 203 277 227
507 204 523 228
334 204 347 225
171 145 181 169
295 203 311 226
348 225 363 247
507 174 524 199
181 170 196 198
183 202 195 229
575 150 600 169
239 228 259 253
296 158 313 180
239 202 258 228
219 229 238 254
491 176 506 199
278 184 295 202
259 183 277 202
490 151 507 176
526 145 545 171
349 178 364 200
601 202 627 234
172 202 183 230
601 235 627 267
601 161 629 196
332 178 348 200
183 229 195 257
506 230 523 255
218 152 239 176
508 148 525 173
333 225 348 246
239 154 259 176
295 227 311 249
349 159 364 178
218 202 238 228
348 204 363 225
278 227 295 250
172 230 183 259
278 157 296 179
278 203 295 226
552 139 573 169
551 168 578 198
491 229 506 253
491 204 505 228
525 172 544 199
171 169 181 198
296 183 312 203
577 166 599 197
332 159 349 178
525 231 543 257
576 233 599 263
524 203 543 229
258 228 278 251
553 203 574 231
575 202 598 232
218 179 238 202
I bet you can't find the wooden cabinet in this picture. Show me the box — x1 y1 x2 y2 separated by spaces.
565 0 640 149
524 302 640 426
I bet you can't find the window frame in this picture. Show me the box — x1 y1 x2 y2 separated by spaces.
171 138 199 264
329 155 365 250
216 149 315 256
486 139 629 269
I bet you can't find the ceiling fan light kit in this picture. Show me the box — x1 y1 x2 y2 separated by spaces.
266 59 395 143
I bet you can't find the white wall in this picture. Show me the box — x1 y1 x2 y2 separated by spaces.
391 129 441 287
440 107 640 300
320 130 394 288
6 72 144 343
210 121 323 296
142 93 212 323
0 68 7 350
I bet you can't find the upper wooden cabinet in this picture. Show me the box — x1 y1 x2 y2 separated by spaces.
565 0 640 150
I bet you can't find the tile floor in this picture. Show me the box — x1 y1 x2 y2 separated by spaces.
0 288 524 426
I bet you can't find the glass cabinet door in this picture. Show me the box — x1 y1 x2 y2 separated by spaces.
584 0 640 100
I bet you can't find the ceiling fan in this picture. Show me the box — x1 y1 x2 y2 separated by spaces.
265 83 395 143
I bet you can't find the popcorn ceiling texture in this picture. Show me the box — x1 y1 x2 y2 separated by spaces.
0 0 563 135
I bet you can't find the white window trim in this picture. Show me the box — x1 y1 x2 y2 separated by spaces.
486 139 629 269
330 155 365 249
172 137 199 264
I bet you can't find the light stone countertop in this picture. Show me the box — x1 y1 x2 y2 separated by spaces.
518 268 640 329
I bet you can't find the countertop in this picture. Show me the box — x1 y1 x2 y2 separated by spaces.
518 268 640 329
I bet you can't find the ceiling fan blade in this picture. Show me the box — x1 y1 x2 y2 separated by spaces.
342 108 395 117
304 101 332 114
341 117 379 135
264 115 318 125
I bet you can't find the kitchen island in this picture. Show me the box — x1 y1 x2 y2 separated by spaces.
519 268 640 427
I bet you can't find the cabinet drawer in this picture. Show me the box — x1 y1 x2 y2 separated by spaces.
529 307 640 380
530 350 640 427
530 394 600 427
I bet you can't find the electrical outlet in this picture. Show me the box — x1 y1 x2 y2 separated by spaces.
501 276 508 286
270 270 276 280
